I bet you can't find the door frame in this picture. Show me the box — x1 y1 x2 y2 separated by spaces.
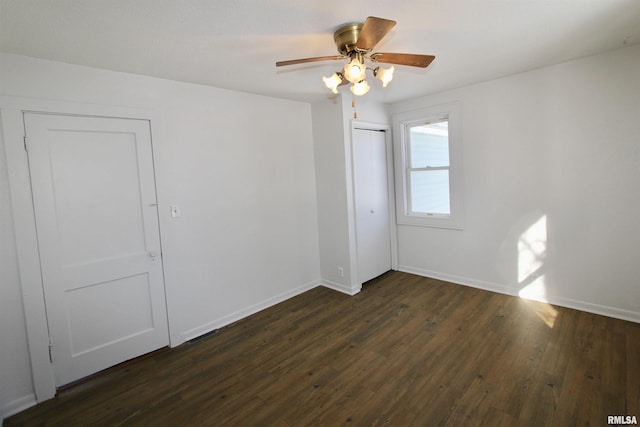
0 96 171 402
347 120 398 289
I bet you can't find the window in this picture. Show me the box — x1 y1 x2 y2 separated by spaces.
393 102 463 229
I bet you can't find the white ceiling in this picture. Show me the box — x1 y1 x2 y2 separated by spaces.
1 0 639 104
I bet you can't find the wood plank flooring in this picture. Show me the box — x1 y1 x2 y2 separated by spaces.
6 271 640 426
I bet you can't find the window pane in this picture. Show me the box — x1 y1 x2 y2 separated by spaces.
410 170 450 215
409 122 449 168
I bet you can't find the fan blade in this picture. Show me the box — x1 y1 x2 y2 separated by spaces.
276 56 344 67
370 53 435 68
356 16 396 51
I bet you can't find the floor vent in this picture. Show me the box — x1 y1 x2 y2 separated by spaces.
187 329 219 344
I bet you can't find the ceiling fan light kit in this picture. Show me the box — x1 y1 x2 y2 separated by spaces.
276 16 435 97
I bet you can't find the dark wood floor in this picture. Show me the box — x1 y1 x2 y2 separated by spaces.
6 271 639 426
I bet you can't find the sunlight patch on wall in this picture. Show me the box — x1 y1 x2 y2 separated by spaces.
519 279 547 302
517 214 547 287
517 213 557 327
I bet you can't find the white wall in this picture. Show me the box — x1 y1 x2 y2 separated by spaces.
311 95 390 294
311 97 352 291
390 44 640 321
0 53 320 417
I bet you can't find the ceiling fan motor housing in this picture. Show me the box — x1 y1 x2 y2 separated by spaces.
334 23 365 56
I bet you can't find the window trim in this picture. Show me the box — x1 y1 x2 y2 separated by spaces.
393 102 464 229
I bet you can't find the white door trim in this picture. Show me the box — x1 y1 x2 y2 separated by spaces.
0 96 172 402
348 120 398 289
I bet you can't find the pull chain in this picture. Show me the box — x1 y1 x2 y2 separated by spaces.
352 96 357 119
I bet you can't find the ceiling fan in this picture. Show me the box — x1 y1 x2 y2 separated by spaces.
276 16 435 96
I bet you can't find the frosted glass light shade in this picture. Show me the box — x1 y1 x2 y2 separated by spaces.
322 73 343 93
350 80 370 96
343 58 366 84
375 66 394 87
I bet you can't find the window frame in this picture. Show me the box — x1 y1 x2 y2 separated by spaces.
393 102 464 229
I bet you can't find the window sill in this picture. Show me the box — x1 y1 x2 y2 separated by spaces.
397 214 463 230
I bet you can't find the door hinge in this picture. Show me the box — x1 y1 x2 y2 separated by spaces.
23 136 32 152
48 342 53 363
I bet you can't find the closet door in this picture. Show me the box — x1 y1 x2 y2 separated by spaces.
353 128 391 283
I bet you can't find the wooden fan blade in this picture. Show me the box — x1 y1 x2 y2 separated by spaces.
356 16 397 51
276 55 344 67
370 53 435 68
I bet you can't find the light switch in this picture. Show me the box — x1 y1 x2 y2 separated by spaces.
170 204 181 218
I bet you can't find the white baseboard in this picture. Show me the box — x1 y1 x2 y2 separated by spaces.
398 265 640 324
399 265 515 297
320 279 362 296
545 294 640 324
1 394 36 423
178 279 321 344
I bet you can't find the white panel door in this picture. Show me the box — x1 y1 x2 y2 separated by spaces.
24 113 169 387
353 128 391 283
